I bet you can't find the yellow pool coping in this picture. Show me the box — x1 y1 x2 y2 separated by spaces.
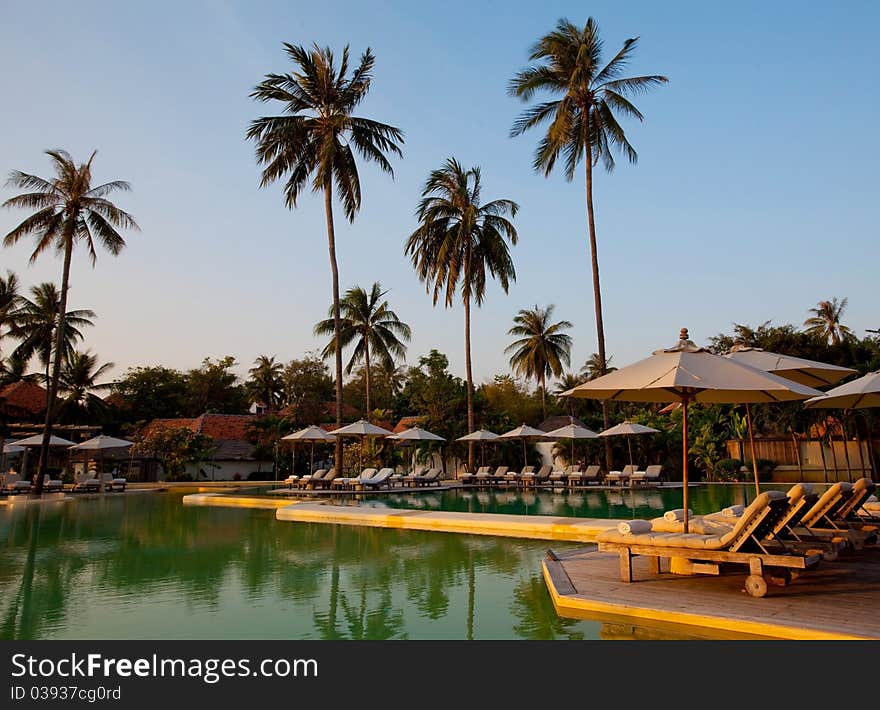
182 493 302 510
541 554 873 640
275 503 618 541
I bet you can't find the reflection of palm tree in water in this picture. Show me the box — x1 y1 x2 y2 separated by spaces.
511 575 586 640
467 549 475 641
1 506 41 638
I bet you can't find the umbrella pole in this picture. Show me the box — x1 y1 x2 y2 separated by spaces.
627 435 633 469
522 439 527 468
746 403 760 496
311 442 316 476
571 438 574 466
682 397 690 534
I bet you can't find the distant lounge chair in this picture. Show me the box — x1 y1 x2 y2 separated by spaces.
629 465 663 487
605 464 637 486
566 465 602 488
331 468 375 491
100 471 127 492
520 464 553 488
459 466 490 485
395 465 426 487
305 467 338 490
2 471 32 494
42 474 64 493
292 469 324 489
503 465 535 486
413 467 442 487
597 491 823 597
72 471 100 493
358 468 394 490
475 466 507 486
795 479 878 548
548 464 579 487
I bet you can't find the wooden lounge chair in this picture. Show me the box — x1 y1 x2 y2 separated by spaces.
605 464 637 486
292 468 324 489
548 464 579 487
100 471 127 492
329 468 372 491
630 465 663 487
503 465 535 486
357 468 394 490
566 465 600 487
475 466 506 487
835 477 879 523
71 471 100 493
42 474 64 493
2 471 32 494
597 491 823 598
520 464 553 488
795 480 878 548
458 466 489 485
413 467 442 487
395 465 426 487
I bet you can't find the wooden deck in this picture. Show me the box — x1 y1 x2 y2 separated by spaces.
543 545 880 639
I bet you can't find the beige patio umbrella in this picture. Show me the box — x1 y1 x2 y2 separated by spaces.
330 419 394 472
498 423 548 468
544 419 598 466
597 421 660 469
456 429 499 468
562 329 823 532
14 434 77 484
805 371 880 480
70 435 134 482
283 425 335 475
389 427 446 475
724 345 858 488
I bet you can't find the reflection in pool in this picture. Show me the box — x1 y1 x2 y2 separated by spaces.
0 488 781 640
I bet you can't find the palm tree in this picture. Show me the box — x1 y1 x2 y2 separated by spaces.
405 158 518 469
248 43 403 468
554 373 584 416
3 149 137 494
56 351 114 424
505 304 573 419
509 17 666 465
247 355 284 409
804 297 855 345
0 270 22 356
12 283 95 396
314 282 411 417
581 352 615 381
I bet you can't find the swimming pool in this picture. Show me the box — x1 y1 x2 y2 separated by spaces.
0 486 785 640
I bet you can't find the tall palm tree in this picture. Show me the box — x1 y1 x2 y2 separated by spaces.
56 351 114 424
505 304 573 418
509 17 666 465
554 373 584 417
405 158 518 470
3 149 137 494
314 282 411 417
248 43 403 468
581 352 615 381
0 270 22 356
12 283 95 396
804 297 854 346
247 355 285 408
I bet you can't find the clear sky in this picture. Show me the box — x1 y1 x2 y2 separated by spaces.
1 1 878 387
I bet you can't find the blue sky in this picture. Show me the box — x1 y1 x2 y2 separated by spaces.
1 1 878 387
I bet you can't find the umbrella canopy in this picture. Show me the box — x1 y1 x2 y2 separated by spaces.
3 440 24 455
499 423 548 467
724 345 856 388
330 419 395 437
282 426 335 441
282 426 335 476
544 422 599 467
14 434 76 447
389 427 446 442
804 371 880 410
69 435 134 450
563 329 823 531
456 429 500 441
598 421 660 469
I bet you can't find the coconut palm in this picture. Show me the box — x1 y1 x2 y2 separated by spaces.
248 43 403 467
804 297 855 346
0 270 22 356
12 283 95 394
56 351 114 424
505 304 573 418
405 158 518 469
554 373 584 417
247 355 285 409
580 352 615 381
3 149 137 494
314 282 411 417
509 17 666 464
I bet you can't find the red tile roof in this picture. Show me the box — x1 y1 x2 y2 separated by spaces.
393 416 424 433
141 413 257 440
0 380 48 417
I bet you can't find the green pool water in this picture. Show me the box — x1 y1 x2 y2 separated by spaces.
0 485 788 640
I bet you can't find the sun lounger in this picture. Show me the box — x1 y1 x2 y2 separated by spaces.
330 468 373 491
100 471 127 492
503 465 535 486
357 467 394 490
413 467 442 487
835 477 879 523
549 464 581 487
519 464 553 487
395 465 426 487
475 466 506 486
2 471 32 494
71 471 100 493
567 465 601 487
605 464 637 486
794 479 878 548
459 466 489 485
292 468 325 489
597 490 823 597
630 465 663 486
42 474 64 493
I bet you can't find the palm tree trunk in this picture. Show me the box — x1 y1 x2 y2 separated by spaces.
324 181 344 472
364 335 371 420
584 118 612 471
540 374 547 420
34 237 74 496
463 292 475 472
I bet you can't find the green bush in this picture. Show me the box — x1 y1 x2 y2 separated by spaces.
715 458 744 481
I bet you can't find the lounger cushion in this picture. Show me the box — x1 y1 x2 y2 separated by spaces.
651 516 733 535
617 520 652 534
663 508 694 522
